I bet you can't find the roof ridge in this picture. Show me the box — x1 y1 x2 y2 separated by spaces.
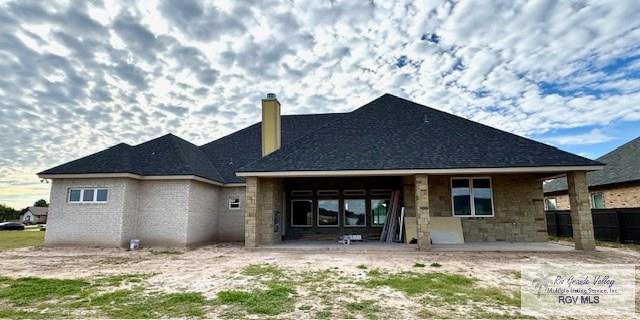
167 134 226 183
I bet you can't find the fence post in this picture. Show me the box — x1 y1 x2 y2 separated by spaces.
617 209 624 244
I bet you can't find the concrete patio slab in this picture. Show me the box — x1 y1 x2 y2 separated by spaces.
431 241 574 252
250 240 575 253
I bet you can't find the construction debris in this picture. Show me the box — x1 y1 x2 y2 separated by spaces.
379 191 403 242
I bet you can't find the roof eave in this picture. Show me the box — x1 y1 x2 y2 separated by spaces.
37 172 242 187
236 165 605 177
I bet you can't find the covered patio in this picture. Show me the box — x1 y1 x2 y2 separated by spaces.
240 169 599 252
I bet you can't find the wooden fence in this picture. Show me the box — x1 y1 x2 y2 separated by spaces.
545 208 640 244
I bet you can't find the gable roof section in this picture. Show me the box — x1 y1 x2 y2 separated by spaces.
544 136 640 193
27 206 48 216
200 113 345 183
39 134 224 183
238 94 601 173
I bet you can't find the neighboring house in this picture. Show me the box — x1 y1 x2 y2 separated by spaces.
543 136 640 210
38 94 603 250
21 206 48 224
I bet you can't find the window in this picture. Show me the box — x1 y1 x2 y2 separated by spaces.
318 199 339 226
343 190 366 196
451 178 494 217
228 197 241 210
371 199 390 225
68 188 108 203
591 192 605 209
317 190 339 196
344 199 366 227
291 190 312 197
544 198 557 211
291 200 313 227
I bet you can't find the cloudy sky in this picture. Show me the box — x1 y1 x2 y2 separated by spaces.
1 0 640 209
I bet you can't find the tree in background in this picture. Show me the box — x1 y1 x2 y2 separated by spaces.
0 203 20 222
34 199 48 207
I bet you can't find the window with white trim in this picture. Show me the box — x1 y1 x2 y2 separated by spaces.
68 188 108 203
318 199 339 227
451 178 494 217
344 199 365 227
228 197 241 210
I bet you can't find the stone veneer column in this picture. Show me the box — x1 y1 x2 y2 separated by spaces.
414 174 431 251
244 176 258 247
567 171 596 251
257 178 283 245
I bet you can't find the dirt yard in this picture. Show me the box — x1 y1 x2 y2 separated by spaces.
1 243 639 319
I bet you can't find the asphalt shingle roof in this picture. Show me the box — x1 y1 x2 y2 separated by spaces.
238 94 601 173
543 136 640 193
40 94 601 184
39 134 224 183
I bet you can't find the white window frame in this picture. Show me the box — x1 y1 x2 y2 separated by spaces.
291 199 313 227
68 188 109 204
450 177 495 217
228 197 241 210
317 199 340 227
343 198 366 227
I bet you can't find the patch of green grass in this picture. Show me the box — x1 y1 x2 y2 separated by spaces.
91 290 208 318
413 262 426 268
315 309 332 319
0 308 61 319
344 300 380 319
298 304 312 311
217 282 295 315
356 264 368 270
94 273 152 286
0 275 209 319
430 262 442 267
0 231 45 251
241 264 284 278
0 277 92 306
362 271 519 306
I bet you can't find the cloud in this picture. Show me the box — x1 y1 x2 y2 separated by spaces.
158 0 246 41
544 129 616 146
0 0 640 207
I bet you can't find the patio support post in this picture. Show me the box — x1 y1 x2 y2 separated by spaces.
567 171 596 251
244 176 258 247
414 174 431 251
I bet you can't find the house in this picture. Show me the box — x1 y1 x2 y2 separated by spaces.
38 94 603 251
21 206 48 224
543 136 640 210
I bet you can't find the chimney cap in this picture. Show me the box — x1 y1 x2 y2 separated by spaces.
265 93 277 100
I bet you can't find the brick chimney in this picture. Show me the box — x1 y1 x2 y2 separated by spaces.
261 93 281 156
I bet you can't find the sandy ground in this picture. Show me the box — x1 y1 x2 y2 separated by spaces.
1 242 639 318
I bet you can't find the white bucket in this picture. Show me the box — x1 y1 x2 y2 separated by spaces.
129 239 140 251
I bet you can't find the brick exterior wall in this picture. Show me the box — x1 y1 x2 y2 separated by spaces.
46 178 224 247
186 181 221 245
45 178 139 246
546 184 640 210
423 174 548 242
218 186 246 241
